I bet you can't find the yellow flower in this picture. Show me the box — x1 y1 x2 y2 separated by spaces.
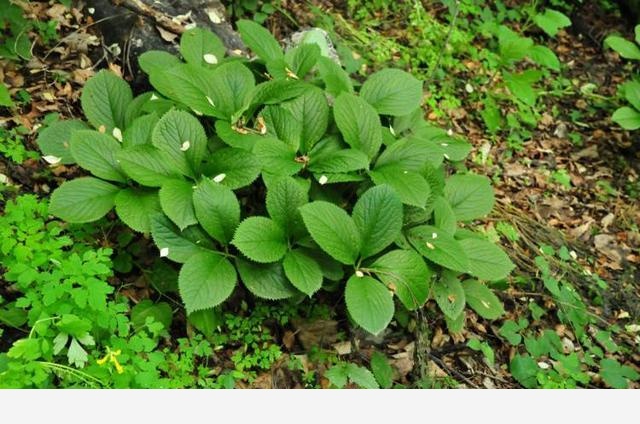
97 347 124 374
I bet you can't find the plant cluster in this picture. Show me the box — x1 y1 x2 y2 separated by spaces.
39 21 514 336
507 245 639 389
605 25 640 131
324 0 573 150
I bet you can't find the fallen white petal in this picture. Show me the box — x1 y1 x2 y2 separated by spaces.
159 247 169 257
112 127 123 142
318 175 328 185
203 53 218 64
355 270 364 278
43 155 62 164
180 141 191 151
213 173 226 183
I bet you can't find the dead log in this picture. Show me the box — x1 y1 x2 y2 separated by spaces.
84 0 245 86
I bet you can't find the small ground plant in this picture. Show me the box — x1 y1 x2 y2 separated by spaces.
39 21 514 339
605 25 640 130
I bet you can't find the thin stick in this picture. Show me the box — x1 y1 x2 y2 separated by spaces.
112 0 186 35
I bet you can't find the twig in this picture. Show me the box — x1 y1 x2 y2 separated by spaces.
112 0 186 35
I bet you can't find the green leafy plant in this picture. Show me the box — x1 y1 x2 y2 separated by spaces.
41 22 514 337
605 25 640 130
508 245 639 389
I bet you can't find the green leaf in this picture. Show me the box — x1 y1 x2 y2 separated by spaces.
123 112 158 148
500 319 527 345
621 80 640 110
636 25 640 44
236 259 298 300
510 355 538 388
504 70 542 106
600 358 640 389
208 62 255 121
188 308 223 336
346 363 380 389
370 165 431 208
192 178 240 244
403 126 472 166
0 83 13 107
266 176 307 238
216 120 264 151
459 238 515 281
433 196 457 234
261 105 302 150
285 43 321 78
325 364 349 388
528 45 560 71
49 177 119 223
124 92 153 127
406 225 469 272
179 252 237 314
498 26 533 63
299 201 361 265
445 310 466 334
345 275 394 335
317 56 353 97
36 119 88 164
360 68 423 116
253 138 303 176
375 137 432 171
604 35 640 60
237 19 284 63
81 70 132 132
159 179 197 230
204 147 261 189
333 93 383 159
463 280 505 320
308 149 369 174
352 185 402 258
138 50 181 75
150 214 211 263
283 87 329 152
250 80 309 107
283 250 323 296
69 130 126 182
150 64 217 116
114 188 161 233
444 174 495 221
131 300 173 330
433 272 465 319
67 338 89 368
232 217 288 263
180 27 225 67
117 144 181 187
533 9 571 37
370 351 393 388
152 109 207 177
371 249 431 311
612 106 640 130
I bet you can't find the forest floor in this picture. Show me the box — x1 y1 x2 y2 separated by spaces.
1 0 639 388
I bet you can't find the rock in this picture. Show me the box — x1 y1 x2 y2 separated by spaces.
84 0 245 87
